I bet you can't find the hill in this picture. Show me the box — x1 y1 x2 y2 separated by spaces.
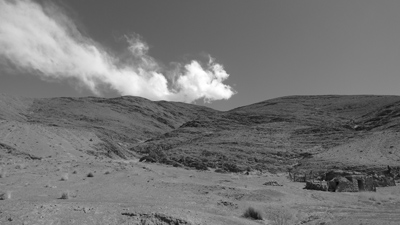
132 95 400 172
1 94 400 172
0 94 217 159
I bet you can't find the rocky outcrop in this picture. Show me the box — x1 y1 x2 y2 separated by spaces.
121 212 193 225
263 181 283 186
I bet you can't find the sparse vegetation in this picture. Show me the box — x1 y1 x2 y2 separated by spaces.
268 209 292 225
3 92 400 224
243 207 263 220
222 162 242 173
60 190 70 199
358 192 400 204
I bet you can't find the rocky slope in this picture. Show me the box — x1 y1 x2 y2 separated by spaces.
1 94 400 172
132 95 400 172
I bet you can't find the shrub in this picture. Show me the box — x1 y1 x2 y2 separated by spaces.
147 148 167 162
243 207 263 220
60 190 69 199
222 162 242 173
87 172 94 177
215 168 227 173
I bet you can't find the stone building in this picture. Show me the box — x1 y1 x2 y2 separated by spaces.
303 168 396 192
304 170 377 192
327 175 376 192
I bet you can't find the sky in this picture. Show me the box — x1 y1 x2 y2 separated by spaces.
1 0 400 111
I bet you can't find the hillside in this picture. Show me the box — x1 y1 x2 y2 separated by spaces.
1 94 400 172
0 94 217 159
2 93 400 224
131 95 400 172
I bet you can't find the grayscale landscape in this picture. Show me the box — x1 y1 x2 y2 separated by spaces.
2 0 400 224
1 93 400 225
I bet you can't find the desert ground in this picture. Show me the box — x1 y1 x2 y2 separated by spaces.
1 94 400 224
1 145 400 225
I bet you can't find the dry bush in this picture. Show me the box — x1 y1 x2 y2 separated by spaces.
243 207 263 220
0 191 11 200
60 173 69 181
60 190 69 199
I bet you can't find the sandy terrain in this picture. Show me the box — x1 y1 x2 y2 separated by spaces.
1 153 400 225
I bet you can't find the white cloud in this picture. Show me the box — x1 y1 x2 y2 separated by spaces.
0 0 235 103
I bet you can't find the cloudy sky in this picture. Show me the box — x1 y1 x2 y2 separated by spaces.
1 0 400 111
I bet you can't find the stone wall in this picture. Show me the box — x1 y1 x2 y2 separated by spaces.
374 176 396 187
328 177 351 192
363 176 376 191
304 181 328 191
335 177 358 192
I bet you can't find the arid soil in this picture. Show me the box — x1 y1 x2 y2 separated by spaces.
1 93 400 224
1 154 400 225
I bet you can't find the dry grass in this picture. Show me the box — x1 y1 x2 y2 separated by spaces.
358 192 400 204
266 208 292 225
243 207 263 220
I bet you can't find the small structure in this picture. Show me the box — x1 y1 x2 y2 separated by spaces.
304 170 377 192
325 170 362 181
327 175 375 192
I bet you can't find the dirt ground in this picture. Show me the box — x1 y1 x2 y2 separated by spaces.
1 154 399 225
